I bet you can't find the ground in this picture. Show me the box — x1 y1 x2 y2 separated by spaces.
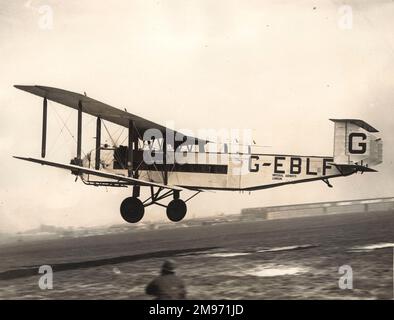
0 210 393 299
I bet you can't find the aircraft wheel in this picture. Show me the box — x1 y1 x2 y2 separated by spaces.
166 199 187 222
120 197 144 223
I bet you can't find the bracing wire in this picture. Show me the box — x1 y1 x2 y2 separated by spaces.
49 102 87 158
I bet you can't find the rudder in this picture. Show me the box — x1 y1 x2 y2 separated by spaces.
330 119 383 168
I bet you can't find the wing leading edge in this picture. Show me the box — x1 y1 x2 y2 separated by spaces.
13 156 183 191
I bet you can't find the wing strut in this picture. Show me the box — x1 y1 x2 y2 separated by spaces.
76 100 83 164
41 97 47 158
129 120 141 197
128 119 134 178
95 117 101 170
163 134 168 185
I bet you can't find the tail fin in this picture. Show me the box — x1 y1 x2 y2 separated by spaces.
330 119 383 169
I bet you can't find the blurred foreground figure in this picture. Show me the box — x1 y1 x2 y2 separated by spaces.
146 260 187 300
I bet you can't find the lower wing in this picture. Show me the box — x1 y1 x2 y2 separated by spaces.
13 156 183 191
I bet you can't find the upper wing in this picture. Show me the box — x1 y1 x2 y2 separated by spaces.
14 85 206 145
13 156 183 191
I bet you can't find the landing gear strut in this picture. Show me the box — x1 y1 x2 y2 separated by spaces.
322 178 333 188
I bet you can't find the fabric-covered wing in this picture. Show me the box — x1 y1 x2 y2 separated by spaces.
13 156 184 191
14 85 206 145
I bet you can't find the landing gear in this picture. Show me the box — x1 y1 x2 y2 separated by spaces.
120 196 144 223
166 199 187 222
120 187 199 223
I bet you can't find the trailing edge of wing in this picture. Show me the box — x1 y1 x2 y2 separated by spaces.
13 156 183 191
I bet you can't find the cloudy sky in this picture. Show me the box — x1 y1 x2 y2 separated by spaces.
0 0 393 232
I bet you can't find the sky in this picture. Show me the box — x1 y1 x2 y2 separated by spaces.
0 0 393 232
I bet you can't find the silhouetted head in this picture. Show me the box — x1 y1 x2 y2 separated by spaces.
161 259 176 275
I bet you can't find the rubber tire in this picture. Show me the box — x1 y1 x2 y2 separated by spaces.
166 199 187 222
120 197 144 223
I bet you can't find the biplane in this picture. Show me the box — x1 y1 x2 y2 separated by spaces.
14 85 383 223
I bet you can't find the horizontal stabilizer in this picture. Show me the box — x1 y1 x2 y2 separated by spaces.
13 156 183 191
329 119 379 133
329 163 377 173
